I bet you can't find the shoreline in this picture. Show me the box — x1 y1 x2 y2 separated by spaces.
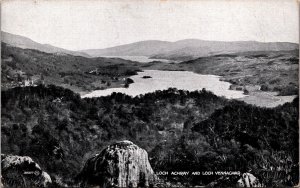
79 69 296 108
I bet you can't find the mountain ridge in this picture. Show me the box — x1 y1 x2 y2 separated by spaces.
2 31 298 61
1 31 90 57
81 39 299 61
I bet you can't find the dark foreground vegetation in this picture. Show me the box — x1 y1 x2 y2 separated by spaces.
1 85 298 187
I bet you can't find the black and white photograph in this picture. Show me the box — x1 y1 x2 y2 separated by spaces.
1 0 299 187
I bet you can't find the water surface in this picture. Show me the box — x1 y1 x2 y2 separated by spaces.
101 56 176 63
82 70 245 99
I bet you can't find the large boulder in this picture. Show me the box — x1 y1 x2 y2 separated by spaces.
1 154 52 187
79 140 156 187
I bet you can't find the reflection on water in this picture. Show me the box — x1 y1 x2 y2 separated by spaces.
82 70 246 99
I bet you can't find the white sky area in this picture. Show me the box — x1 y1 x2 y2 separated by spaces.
1 0 299 50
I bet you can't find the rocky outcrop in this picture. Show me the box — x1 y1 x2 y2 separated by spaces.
237 173 263 187
1 154 52 187
79 140 156 187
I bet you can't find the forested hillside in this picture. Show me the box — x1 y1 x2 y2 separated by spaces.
1 43 140 92
1 85 298 186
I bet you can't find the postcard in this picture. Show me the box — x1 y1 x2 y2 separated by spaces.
1 0 299 187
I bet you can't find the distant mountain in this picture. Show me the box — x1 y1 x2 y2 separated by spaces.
81 40 172 57
1 31 90 57
81 39 299 61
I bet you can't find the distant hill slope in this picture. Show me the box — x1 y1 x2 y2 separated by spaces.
81 39 299 61
81 40 172 57
1 31 90 57
1 42 141 92
178 49 299 96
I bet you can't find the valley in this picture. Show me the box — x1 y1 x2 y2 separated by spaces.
1 0 299 187
1 32 299 187
2 41 298 108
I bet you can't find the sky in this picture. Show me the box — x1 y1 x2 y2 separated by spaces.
1 0 299 50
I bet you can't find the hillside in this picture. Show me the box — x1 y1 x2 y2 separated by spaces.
1 43 141 93
179 50 299 96
82 39 299 61
1 31 90 57
1 85 298 187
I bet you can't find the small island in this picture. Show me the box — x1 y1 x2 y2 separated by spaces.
124 78 134 88
142 76 152 79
